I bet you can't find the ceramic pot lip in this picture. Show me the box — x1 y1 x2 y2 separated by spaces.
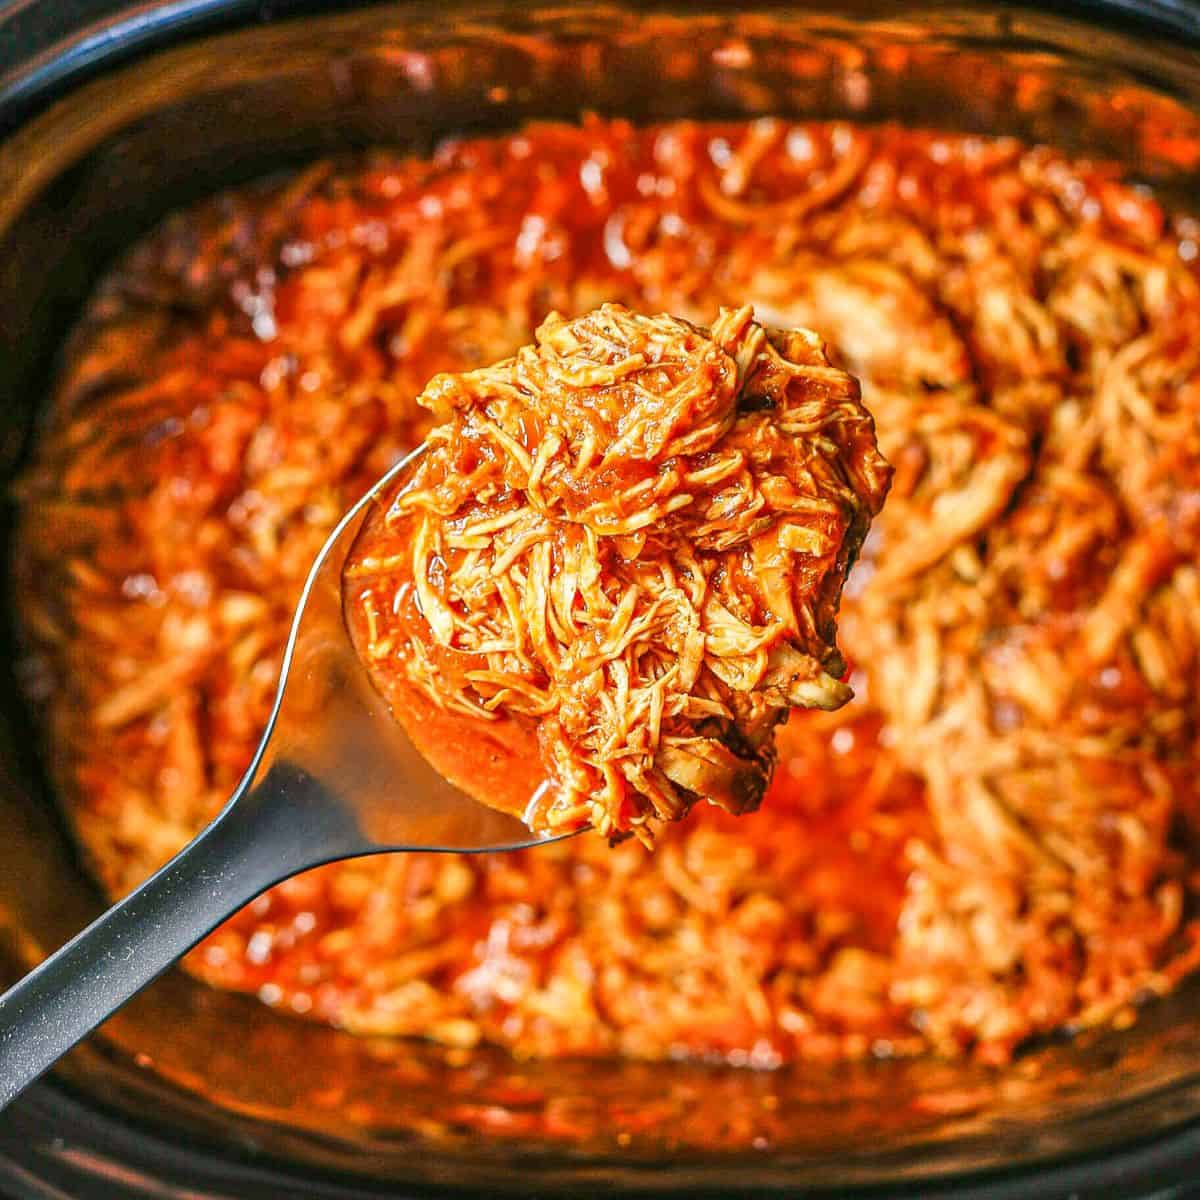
5 1069 1200 1199
4 0 1200 135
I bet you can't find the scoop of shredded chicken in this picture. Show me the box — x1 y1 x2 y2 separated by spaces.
345 303 890 842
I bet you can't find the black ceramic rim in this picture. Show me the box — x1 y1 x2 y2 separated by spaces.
4 0 1200 133
4 1 1200 1197
2 1071 1200 1200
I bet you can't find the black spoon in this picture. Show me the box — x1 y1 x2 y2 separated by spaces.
0 447 565 1110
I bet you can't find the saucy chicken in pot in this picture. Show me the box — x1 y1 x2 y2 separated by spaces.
16 117 1200 1065
343 304 889 843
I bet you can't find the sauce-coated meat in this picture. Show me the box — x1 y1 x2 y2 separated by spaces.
344 304 888 842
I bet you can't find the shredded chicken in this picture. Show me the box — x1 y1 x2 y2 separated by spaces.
345 305 889 842
15 119 1200 1068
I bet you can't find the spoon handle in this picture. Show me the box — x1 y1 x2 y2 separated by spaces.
0 762 360 1110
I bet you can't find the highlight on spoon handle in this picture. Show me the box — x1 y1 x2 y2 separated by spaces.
0 762 357 1111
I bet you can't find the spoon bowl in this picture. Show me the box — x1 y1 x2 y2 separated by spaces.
0 446 566 1110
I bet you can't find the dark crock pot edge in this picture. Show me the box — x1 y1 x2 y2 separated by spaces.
2 1068 1199 1200
4 0 1200 135
3 0 1200 1196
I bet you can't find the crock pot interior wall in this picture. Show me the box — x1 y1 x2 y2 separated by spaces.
4 3 1200 1194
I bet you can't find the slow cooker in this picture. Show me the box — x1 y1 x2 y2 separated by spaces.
3 2 1200 1195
